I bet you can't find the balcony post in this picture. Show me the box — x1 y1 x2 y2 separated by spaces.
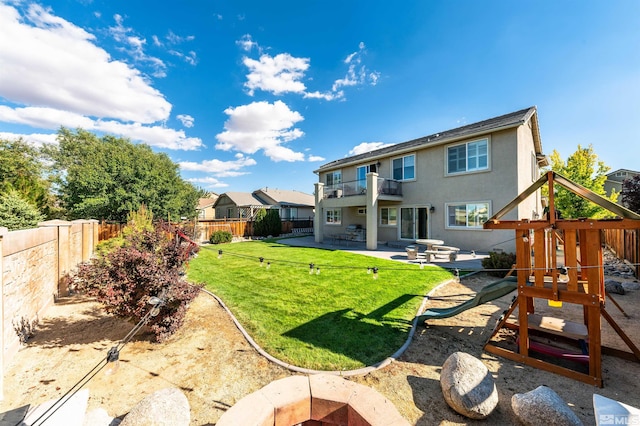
314 182 324 243
366 172 379 250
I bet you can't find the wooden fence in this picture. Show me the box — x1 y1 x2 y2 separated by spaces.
602 228 639 278
99 219 314 244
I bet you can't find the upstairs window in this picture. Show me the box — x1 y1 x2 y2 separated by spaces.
392 154 415 181
326 171 342 189
447 138 489 174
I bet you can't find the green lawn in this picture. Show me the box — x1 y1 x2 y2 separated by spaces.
186 240 453 371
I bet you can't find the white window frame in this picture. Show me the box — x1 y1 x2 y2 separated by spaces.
325 208 342 225
445 201 491 229
357 207 367 216
326 170 342 189
392 154 416 181
446 137 490 175
380 207 398 226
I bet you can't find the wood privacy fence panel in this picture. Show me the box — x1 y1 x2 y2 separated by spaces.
194 219 313 243
602 228 639 278
99 222 124 241
0 219 99 399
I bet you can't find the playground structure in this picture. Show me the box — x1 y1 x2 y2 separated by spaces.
482 171 640 387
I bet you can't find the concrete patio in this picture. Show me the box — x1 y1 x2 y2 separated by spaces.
277 235 487 271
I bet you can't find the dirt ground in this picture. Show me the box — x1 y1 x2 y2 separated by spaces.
1 270 640 425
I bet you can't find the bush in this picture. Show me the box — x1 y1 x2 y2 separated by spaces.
0 190 44 231
72 221 201 342
481 251 517 277
254 208 281 237
210 230 233 244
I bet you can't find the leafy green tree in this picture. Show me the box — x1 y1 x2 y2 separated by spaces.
0 190 45 231
546 144 616 219
44 128 203 221
621 175 640 213
0 138 58 217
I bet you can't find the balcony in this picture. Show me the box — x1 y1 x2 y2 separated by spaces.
323 178 402 200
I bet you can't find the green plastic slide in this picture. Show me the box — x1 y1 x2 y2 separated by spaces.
417 276 517 321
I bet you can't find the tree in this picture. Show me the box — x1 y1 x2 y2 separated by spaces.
0 138 58 217
546 144 616 219
44 128 203 221
0 190 45 231
621 175 640 213
253 208 281 237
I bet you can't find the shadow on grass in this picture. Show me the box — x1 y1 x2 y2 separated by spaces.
283 294 420 365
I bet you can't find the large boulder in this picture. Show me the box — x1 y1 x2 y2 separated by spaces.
440 351 498 419
511 385 583 426
120 388 190 426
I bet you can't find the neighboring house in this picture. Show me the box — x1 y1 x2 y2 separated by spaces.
604 169 640 205
214 192 266 219
253 188 315 220
214 189 314 220
313 106 549 253
197 194 219 219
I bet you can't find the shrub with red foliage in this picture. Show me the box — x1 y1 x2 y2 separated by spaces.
73 221 201 342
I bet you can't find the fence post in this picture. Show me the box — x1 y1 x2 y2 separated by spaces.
0 227 6 400
39 220 73 297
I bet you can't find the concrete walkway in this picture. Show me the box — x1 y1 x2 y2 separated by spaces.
277 235 487 272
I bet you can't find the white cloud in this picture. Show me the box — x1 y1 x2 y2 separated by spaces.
177 114 194 128
243 53 309 96
0 3 204 151
186 176 229 189
0 105 203 150
109 14 167 77
236 34 257 52
332 42 380 92
180 155 257 176
307 155 326 162
0 3 171 123
0 131 58 147
215 101 305 162
348 141 396 156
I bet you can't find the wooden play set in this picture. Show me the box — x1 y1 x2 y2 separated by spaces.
483 171 640 387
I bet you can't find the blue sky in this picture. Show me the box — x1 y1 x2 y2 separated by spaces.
1 0 638 195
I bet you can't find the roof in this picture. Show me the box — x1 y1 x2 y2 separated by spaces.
197 196 218 210
315 106 545 172
218 192 266 207
253 188 314 207
606 168 640 178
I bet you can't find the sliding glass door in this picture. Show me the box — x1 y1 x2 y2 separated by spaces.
400 206 429 240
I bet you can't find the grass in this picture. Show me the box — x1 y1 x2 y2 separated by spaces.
186 239 453 371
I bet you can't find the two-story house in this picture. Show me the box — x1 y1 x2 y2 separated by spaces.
313 106 549 253
604 169 640 206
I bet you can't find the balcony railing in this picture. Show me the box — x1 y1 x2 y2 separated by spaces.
324 178 402 199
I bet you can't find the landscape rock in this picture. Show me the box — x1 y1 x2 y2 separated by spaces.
120 388 190 426
511 385 583 426
622 281 640 291
605 280 626 295
439 351 498 419
83 408 121 426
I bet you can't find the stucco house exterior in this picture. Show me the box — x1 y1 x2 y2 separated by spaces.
214 189 314 220
604 169 640 205
313 106 549 253
197 194 218 219
253 188 315 220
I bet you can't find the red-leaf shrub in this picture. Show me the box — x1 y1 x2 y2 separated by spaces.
73 221 201 342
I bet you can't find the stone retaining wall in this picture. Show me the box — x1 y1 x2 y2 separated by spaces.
0 219 99 400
